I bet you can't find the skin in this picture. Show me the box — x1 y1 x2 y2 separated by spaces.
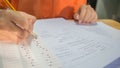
74 5 98 25
0 10 36 44
0 5 97 44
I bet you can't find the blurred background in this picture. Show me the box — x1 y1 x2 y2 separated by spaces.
88 0 120 22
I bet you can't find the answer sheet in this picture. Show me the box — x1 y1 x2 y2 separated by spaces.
34 18 120 68
0 37 62 68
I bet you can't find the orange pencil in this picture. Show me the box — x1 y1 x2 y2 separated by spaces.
3 0 16 11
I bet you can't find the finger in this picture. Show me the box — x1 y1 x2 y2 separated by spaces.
17 30 30 43
78 5 87 24
74 13 80 20
87 7 98 24
10 20 31 43
18 11 36 31
82 5 93 24
92 10 98 23
73 13 81 24
0 15 24 43
18 12 36 33
6 19 29 43
6 10 27 29
7 10 36 31
9 11 36 40
0 10 32 43
0 17 22 31
0 30 18 43
90 14 98 24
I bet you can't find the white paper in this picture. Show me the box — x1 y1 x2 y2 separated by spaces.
0 42 39 68
0 43 23 68
0 18 120 68
34 18 120 68
0 37 62 68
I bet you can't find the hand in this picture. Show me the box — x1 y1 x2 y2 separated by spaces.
74 5 98 25
0 10 36 44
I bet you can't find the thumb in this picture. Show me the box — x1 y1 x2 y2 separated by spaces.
73 13 80 20
6 10 28 29
9 10 36 31
16 11 37 31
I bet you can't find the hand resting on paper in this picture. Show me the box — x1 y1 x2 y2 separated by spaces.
74 5 98 25
0 10 36 44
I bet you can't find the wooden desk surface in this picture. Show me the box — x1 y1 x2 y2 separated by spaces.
98 19 120 30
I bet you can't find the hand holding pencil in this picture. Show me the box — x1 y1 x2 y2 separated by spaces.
3 0 37 37
0 0 37 43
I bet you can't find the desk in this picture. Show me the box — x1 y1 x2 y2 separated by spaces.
70 19 120 30
98 19 120 30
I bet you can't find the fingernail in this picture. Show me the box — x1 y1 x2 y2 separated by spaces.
74 14 79 20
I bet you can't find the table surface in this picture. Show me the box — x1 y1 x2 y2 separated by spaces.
98 19 120 30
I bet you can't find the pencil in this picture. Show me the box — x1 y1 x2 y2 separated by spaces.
3 0 16 11
3 0 37 38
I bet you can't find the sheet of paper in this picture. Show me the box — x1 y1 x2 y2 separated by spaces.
34 18 120 68
30 36 62 68
0 43 23 68
68 21 120 41
0 25 62 68
0 42 42 68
